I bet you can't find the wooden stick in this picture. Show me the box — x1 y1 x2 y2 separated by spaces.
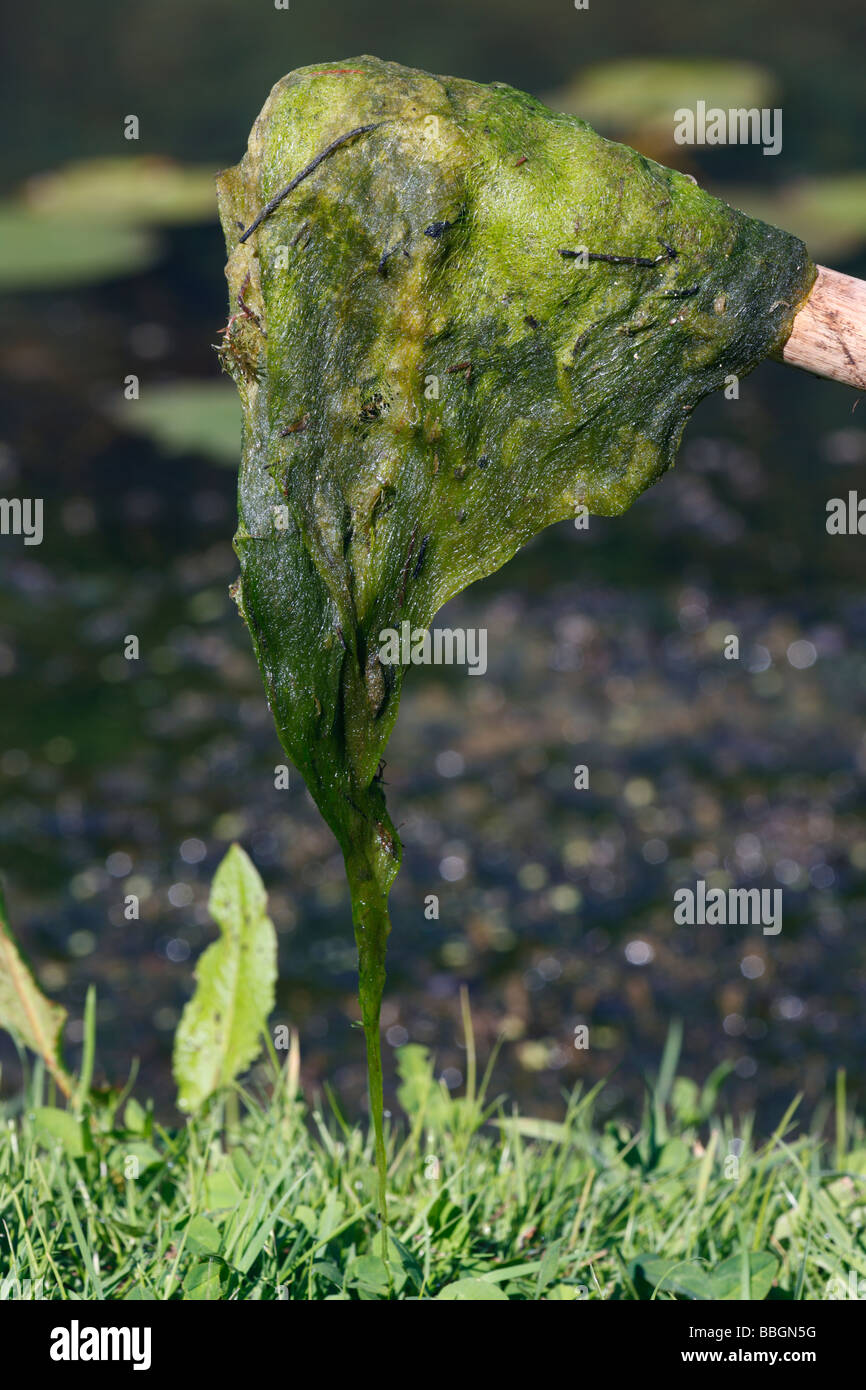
779 265 866 391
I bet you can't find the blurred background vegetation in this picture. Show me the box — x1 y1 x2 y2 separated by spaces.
1 0 865 1128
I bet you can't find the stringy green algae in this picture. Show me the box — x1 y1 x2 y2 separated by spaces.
216 56 815 1237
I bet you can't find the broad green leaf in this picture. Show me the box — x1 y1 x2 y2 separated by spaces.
711 1250 779 1301
183 1258 225 1300
0 881 72 1096
292 1204 319 1236
312 1260 343 1289
318 1191 346 1242
184 1216 223 1256
172 844 277 1112
231 1148 256 1186
629 1254 715 1300
436 1278 510 1301
33 1106 86 1159
203 1165 244 1211
386 1233 423 1293
346 1255 390 1295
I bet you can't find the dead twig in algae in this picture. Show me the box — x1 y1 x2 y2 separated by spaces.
446 361 473 381
411 533 431 579
558 238 678 268
238 123 384 244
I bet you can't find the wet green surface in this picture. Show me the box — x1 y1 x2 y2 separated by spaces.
216 58 814 1208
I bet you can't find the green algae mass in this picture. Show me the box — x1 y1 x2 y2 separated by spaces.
217 56 815 1229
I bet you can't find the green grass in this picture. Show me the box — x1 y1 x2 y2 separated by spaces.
2 1025 865 1302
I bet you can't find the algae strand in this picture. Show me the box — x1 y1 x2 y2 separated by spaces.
216 56 816 1241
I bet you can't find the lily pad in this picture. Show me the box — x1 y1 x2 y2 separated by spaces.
723 173 866 262
547 58 777 148
0 203 156 290
109 381 241 464
24 156 218 226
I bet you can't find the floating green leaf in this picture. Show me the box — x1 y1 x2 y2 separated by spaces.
217 55 815 1239
724 173 866 262
0 880 72 1097
24 157 218 227
109 381 241 464
0 204 156 291
0 156 218 292
172 843 277 1112
547 58 776 148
